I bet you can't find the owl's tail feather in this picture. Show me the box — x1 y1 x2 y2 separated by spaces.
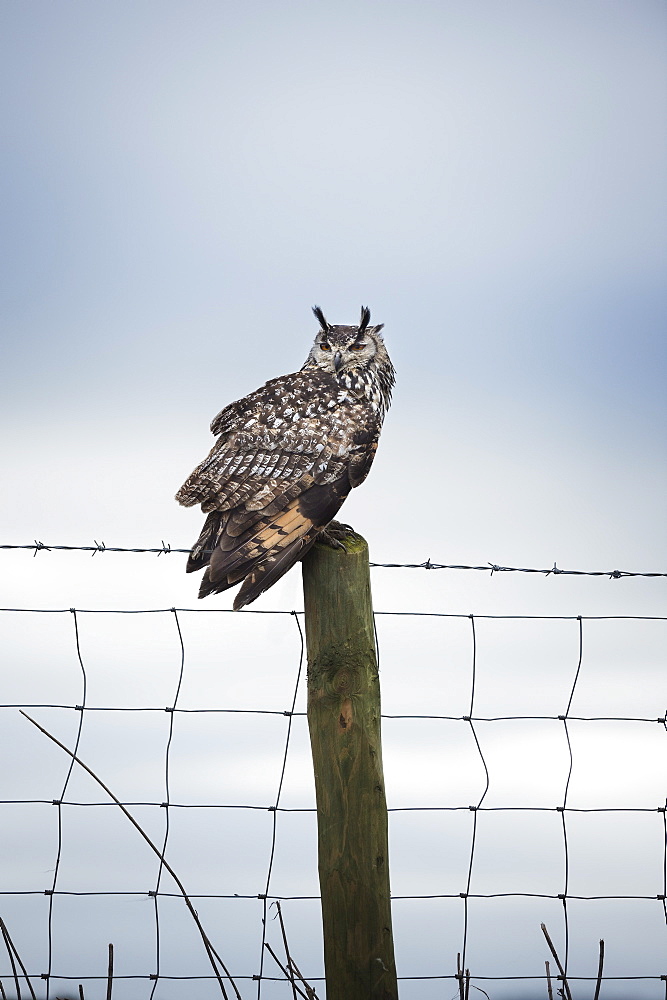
196 529 319 606
192 479 350 606
197 565 235 599
185 511 222 574
198 504 319 605
232 532 320 610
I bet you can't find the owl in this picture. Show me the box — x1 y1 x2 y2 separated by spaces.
176 306 395 609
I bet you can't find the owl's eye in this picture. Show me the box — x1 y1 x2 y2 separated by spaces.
350 342 366 351
320 342 331 351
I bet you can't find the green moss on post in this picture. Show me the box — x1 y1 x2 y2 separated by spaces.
302 533 398 1000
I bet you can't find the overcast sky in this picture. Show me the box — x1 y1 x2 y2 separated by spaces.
1 2 666 998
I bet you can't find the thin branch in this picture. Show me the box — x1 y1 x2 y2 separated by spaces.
263 944 312 1000
0 920 21 1000
593 939 605 1000
456 952 465 1000
284 955 319 1000
540 924 573 1000
106 943 114 1000
273 903 298 1000
545 960 553 1000
0 917 37 1000
20 711 242 1000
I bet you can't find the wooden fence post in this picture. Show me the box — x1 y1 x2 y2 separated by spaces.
302 532 398 1000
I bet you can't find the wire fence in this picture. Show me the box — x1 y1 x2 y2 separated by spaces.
0 545 666 999
2 540 666 579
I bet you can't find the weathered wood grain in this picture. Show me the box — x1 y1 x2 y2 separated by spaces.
302 533 398 1000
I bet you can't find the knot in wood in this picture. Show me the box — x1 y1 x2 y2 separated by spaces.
332 667 353 695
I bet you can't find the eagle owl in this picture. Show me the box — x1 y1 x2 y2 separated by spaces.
176 306 395 609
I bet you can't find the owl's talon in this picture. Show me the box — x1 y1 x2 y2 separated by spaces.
318 520 356 549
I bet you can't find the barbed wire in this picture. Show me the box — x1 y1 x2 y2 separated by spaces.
2 540 666 578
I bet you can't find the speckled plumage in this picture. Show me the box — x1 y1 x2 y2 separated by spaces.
176 306 395 608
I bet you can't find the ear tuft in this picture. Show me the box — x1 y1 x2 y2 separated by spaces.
312 305 329 332
359 306 371 334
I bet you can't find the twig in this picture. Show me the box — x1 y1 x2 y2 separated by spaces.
106 943 114 1000
19 711 242 1000
545 960 553 1000
263 944 313 1000
273 902 298 1000
541 924 573 1000
284 955 319 1000
593 939 605 1000
79 986 85 1000
0 981 5 1000
457 952 465 1000
0 921 21 1000
0 917 37 1000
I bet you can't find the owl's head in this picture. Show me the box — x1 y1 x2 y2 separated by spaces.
307 305 387 375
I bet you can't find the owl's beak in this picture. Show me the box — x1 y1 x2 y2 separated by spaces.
333 351 343 372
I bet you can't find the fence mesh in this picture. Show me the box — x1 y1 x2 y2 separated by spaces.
0 549 665 999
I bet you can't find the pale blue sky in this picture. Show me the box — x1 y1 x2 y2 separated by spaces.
2 0 665 571
1 2 666 997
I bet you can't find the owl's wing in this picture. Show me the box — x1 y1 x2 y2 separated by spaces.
175 375 376 608
175 370 353 510
175 415 350 513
